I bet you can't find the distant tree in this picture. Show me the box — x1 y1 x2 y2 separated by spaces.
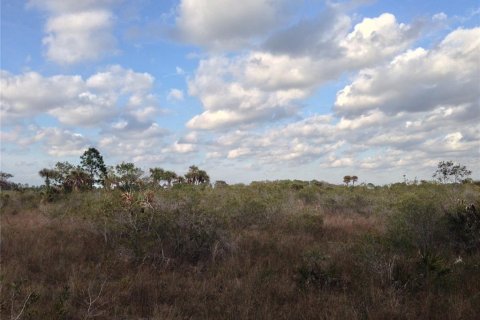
80 147 107 188
149 168 179 187
0 172 16 190
175 176 185 184
103 166 119 190
64 167 93 192
39 168 57 189
433 161 472 183
164 170 178 186
115 162 144 191
185 165 210 185
53 161 75 187
343 175 351 186
351 175 358 187
150 167 166 186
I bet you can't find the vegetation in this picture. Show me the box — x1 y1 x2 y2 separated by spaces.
433 160 472 184
1 155 479 319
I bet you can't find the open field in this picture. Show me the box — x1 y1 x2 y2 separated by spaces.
1 182 480 319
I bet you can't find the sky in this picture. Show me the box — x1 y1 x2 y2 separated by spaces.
1 0 479 186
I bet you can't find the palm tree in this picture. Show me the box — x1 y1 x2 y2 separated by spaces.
64 168 93 192
164 170 178 186
39 168 56 189
185 165 199 184
185 165 210 185
343 175 351 186
150 167 166 186
351 175 358 187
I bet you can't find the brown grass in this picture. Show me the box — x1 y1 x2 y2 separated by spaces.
1 184 480 319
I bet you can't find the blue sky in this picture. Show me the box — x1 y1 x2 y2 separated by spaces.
1 0 479 185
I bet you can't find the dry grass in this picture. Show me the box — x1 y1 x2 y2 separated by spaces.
1 183 480 319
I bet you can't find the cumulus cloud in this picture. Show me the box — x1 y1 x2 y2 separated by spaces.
28 0 117 64
175 0 288 50
191 25 480 173
186 11 420 130
1 64 173 168
32 127 90 157
335 28 480 117
1 65 158 126
186 55 305 129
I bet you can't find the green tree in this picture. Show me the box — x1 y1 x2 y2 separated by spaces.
185 165 210 185
64 168 93 192
80 147 107 188
39 168 57 189
115 162 144 191
150 167 166 186
433 161 472 183
0 172 16 190
53 161 75 188
149 167 177 187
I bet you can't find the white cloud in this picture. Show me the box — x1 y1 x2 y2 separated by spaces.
167 88 184 101
175 0 287 50
86 65 154 94
1 70 83 120
227 147 251 159
168 141 196 154
186 11 419 130
32 127 90 157
1 66 159 127
341 13 419 66
28 0 117 64
335 28 480 117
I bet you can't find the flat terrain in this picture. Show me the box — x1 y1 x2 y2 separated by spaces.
1 182 479 319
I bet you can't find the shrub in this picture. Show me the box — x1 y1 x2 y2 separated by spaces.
387 191 447 256
286 208 323 235
445 202 480 253
296 248 340 289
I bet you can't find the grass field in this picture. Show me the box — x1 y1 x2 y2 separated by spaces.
1 181 479 319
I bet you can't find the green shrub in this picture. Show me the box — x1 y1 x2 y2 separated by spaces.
445 202 480 253
387 191 448 256
296 248 340 289
286 208 323 235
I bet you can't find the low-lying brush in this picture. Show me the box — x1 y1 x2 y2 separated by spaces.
1 182 479 319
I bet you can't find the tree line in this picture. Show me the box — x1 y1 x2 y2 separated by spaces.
0 147 474 192
37 147 210 193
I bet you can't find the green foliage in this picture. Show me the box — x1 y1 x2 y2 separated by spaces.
445 202 480 253
296 248 340 289
387 190 447 255
149 167 178 187
287 209 323 235
0 171 17 190
112 162 144 191
80 147 107 188
185 165 210 185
